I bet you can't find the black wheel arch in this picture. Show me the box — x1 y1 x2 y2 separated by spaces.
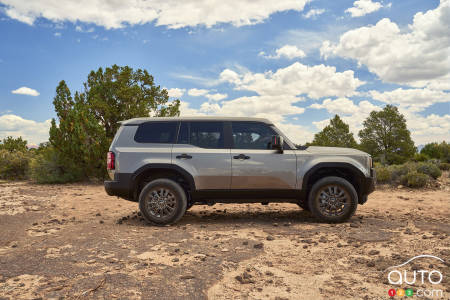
131 164 196 201
302 162 367 204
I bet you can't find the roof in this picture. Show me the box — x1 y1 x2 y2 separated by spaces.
120 116 273 125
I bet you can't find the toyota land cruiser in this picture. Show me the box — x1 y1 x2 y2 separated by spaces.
104 117 375 225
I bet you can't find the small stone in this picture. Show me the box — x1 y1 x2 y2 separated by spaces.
95 213 101 216
180 275 195 280
266 236 275 241
172 258 179 262
265 271 274 276
272 223 279 227
368 250 380 256
99 220 104 224
350 223 359 228
337 243 343 248
86 259 96 264
254 243 264 249
242 241 248 245
221 248 229 252
367 262 375 267
319 236 327 243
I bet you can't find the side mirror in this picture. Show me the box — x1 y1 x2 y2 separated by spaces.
271 135 284 153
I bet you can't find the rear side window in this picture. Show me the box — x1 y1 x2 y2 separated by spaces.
134 122 177 143
178 122 224 149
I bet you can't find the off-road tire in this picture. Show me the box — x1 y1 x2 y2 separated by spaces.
308 176 358 223
139 178 187 225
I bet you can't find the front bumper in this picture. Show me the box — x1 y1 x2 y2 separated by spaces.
359 168 376 204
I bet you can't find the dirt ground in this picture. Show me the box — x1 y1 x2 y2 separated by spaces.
0 176 449 300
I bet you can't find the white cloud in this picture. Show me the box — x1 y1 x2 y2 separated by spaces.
187 88 209 97
303 8 325 19
370 88 450 112
345 0 383 17
75 25 94 33
0 114 51 146
54 32 61 37
260 45 306 60
310 98 381 136
205 93 227 102
322 0 450 88
0 0 309 29
11 86 40 96
166 88 185 98
220 62 365 99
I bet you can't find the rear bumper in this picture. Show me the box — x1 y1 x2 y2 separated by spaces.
359 168 376 204
104 173 134 200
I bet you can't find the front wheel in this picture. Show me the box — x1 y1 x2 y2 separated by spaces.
139 178 187 225
308 176 358 223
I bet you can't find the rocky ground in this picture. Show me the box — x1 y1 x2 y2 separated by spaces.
0 176 449 299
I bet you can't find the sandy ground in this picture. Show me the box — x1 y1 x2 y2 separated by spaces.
0 176 449 300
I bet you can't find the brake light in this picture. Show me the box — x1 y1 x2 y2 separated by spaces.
107 151 115 170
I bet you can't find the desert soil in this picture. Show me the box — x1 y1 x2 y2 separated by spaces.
0 177 449 300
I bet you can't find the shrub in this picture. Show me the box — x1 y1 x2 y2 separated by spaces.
416 162 442 179
0 149 30 180
375 166 392 183
388 163 416 182
439 162 450 171
412 153 429 162
29 146 84 184
400 171 429 188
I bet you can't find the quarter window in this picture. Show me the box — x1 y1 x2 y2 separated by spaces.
134 122 177 143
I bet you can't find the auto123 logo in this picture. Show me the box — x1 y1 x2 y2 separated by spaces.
385 255 446 298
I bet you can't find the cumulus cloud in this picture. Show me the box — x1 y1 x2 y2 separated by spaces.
220 62 365 99
345 0 383 17
205 93 227 102
0 114 51 146
0 0 309 29
370 88 450 112
166 88 185 98
187 88 209 97
11 86 40 96
260 45 306 60
303 8 325 19
322 0 450 88
310 98 380 136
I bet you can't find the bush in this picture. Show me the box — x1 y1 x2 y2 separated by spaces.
388 163 416 182
29 146 84 184
0 149 30 180
400 171 429 188
439 162 450 171
413 153 429 162
375 166 392 183
416 162 442 179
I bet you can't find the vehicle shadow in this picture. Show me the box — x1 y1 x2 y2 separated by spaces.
116 204 321 227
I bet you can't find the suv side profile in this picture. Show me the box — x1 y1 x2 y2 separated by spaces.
105 117 375 225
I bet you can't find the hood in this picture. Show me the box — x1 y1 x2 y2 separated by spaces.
304 146 369 156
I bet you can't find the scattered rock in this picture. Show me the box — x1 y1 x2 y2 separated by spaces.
242 241 248 245
368 250 380 256
367 262 375 267
254 243 264 249
235 271 254 284
172 258 179 262
266 236 275 241
319 236 327 243
180 275 195 280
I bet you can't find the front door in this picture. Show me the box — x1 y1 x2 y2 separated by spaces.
172 121 231 190
230 121 297 189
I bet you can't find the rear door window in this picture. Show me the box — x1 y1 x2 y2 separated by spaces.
134 122 177 143
179 122 225 149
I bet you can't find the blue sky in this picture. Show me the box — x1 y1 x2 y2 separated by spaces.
0 0 449 145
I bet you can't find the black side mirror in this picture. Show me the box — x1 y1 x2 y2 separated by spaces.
271 135 284 153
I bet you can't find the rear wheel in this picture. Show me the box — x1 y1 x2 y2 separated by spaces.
139 178 187 225
308 176 357 223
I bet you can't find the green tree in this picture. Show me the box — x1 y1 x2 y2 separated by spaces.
358 105 416 164
0 136 28 152
310 115 357 148
420 141 450 162
49 65 180 179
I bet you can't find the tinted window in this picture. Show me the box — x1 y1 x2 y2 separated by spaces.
178 122 189 144
134 122 177 143
232 122 277 149
190 122 224 149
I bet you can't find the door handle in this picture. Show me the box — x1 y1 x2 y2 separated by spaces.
233 154 250 160
176 154 192 159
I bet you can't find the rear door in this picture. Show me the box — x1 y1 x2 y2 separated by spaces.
230 121 297 189
172 121 231 190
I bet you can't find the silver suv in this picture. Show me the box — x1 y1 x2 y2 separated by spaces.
104 117 375 224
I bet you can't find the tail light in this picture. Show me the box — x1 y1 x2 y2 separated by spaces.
107 151 115 170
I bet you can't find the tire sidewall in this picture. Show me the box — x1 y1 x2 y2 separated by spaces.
308 176 358 223
139 178 187 225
